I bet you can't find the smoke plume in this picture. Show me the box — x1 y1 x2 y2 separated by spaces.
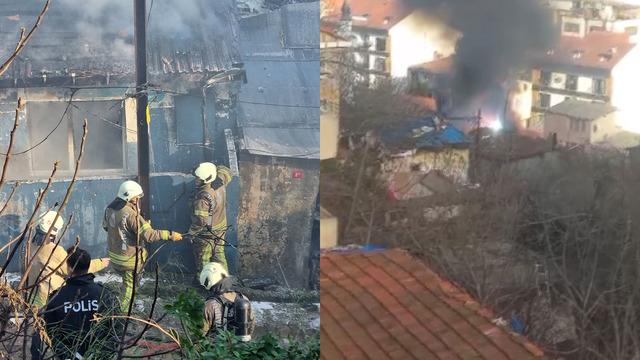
406 0 557 103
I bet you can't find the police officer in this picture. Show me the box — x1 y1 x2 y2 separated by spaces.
27 211 110 360
44 248 121 359
102 180 183 311
188 163 233 275
200 262 255 341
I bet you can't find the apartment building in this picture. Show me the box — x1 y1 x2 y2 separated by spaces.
323 0 458 85
529 31 640 132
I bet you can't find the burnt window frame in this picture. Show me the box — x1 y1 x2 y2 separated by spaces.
25 99 129 179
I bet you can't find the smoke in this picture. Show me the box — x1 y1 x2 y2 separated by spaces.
6 0 236 63
406 0 557 103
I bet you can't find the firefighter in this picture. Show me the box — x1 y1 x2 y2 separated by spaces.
200 262 255 341
25 211 110 307
102 180 183 311
188 163 233 275
26 211 110 360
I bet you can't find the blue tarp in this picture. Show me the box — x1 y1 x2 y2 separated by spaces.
379 116 469 149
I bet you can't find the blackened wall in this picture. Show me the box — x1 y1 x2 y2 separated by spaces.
0 86 240 273
237 154 319 288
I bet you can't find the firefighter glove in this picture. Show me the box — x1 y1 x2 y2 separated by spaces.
171 232 183 241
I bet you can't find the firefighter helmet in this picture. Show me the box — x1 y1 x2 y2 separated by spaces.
199 262 228 290
38 210 64 236
194 162 217 184
117 180 144 202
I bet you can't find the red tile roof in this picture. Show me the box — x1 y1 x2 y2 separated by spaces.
321 22 347 41
321 249 547 359
535 31 634 72
410 56 455 75
324 0 414 30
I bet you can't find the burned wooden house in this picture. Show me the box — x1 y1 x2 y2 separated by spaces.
0 0 244 273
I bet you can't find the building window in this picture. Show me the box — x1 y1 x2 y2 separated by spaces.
27 100 125 176
362 34 370 48
539 93 550 108
374 57 386 72
566 75 578 91
593 78 605 95
540 71 551 86
593 124 598 133
563 22 581 34
408 70 431 96
375 37 386 52
626 26 638 35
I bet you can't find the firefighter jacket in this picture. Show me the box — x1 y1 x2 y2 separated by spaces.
188 166 232 237
102 198 172 270
26 242 106 307
44 273 121 359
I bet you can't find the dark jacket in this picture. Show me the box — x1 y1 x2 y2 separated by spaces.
44 273 121 359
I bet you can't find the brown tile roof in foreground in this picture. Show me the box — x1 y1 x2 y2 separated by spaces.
320 249 547 360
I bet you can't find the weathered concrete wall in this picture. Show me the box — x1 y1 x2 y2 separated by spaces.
0 87 240 273
237 155 319 288
382 148 470 184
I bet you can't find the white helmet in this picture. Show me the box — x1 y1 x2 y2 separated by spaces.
194 162 217 184
199 262 228 290
38 210 63 236
117 180 144 202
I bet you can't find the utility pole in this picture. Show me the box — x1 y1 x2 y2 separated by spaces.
134 0 150 216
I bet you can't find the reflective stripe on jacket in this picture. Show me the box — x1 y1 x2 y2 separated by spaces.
188 166 232 237
26 242 106 307
102 198 170 269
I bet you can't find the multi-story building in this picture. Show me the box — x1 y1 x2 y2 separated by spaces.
543 0 640 43
529 31 640 132
323 0 458 85
320 25 350 248
320 25 349 160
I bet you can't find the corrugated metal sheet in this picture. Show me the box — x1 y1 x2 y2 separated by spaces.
281 3 320 49
241 126 319 159
0 0 240 82
236 2 319 159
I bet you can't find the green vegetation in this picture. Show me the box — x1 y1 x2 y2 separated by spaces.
165 289 320 359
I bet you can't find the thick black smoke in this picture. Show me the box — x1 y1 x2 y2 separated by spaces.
406 0 557 103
